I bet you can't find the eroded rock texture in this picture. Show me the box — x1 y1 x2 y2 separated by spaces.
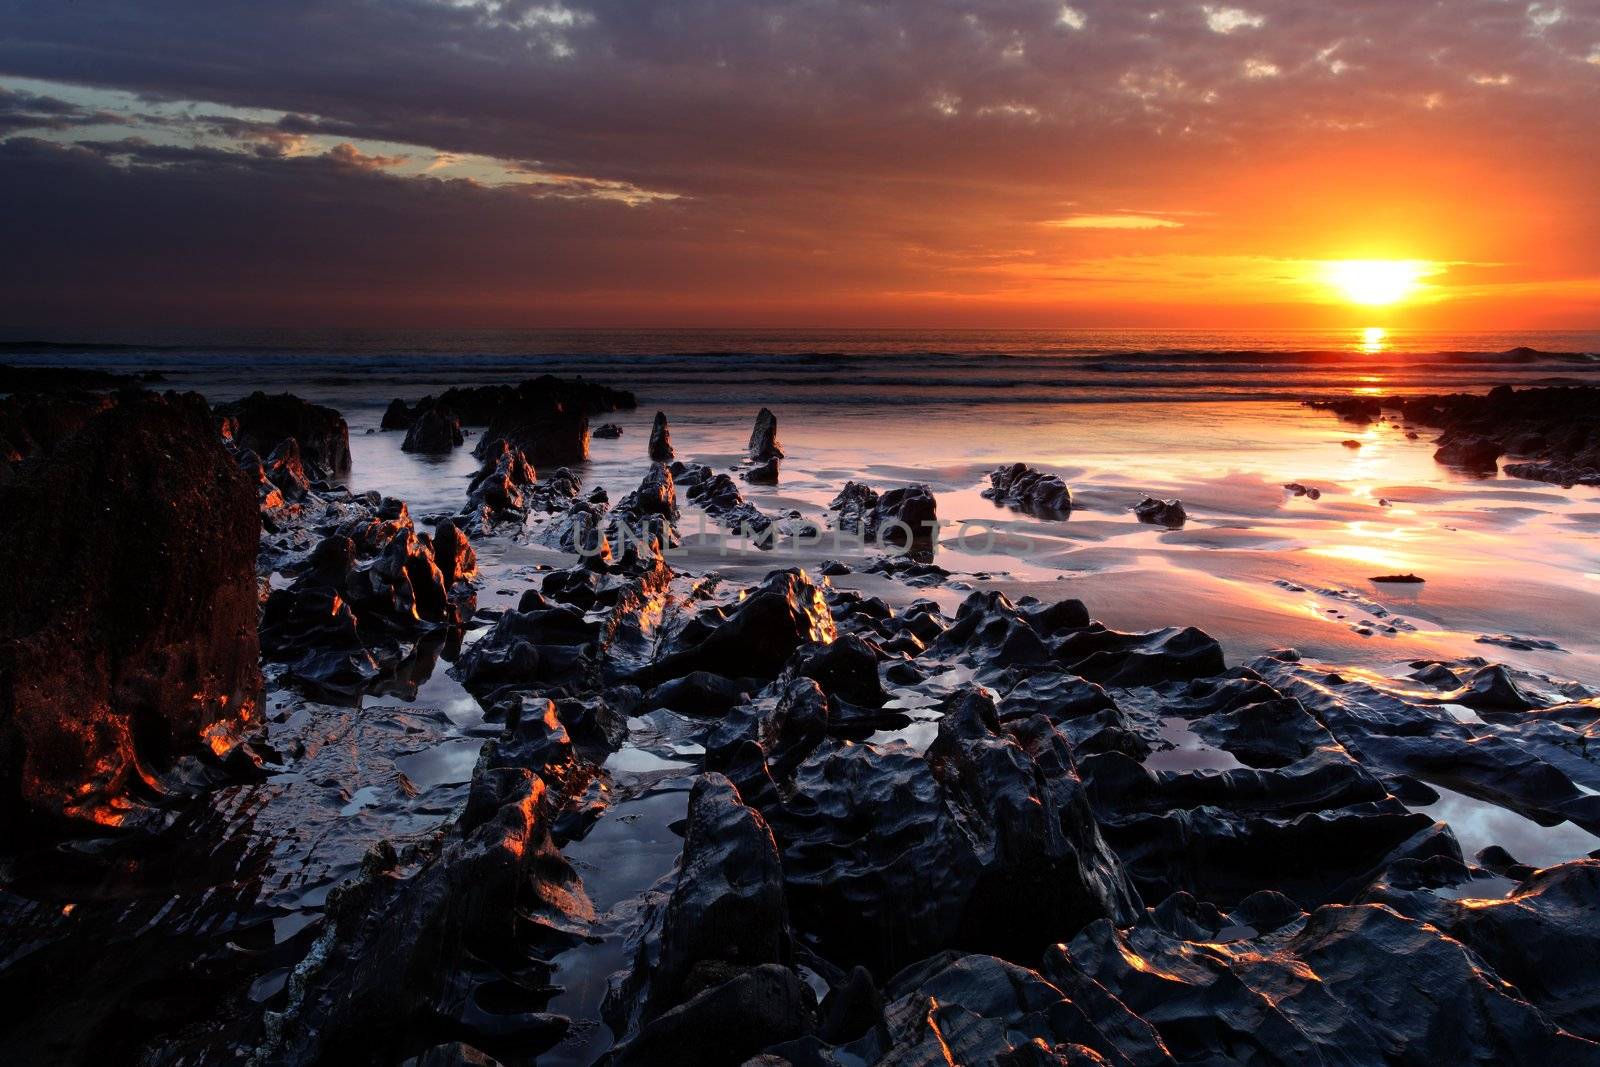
0 391 262 831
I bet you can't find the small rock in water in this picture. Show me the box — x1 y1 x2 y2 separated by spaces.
1284 482 1321 500
1134 496 1186 528
593 422 624 439
1369 573 1424 583
1341 439 1362 449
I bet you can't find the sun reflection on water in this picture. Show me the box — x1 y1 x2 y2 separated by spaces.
1359 327 1387 354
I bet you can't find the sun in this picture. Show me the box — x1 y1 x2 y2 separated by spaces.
1324 260 1428 306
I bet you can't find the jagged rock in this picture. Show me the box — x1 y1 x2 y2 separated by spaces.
261 512 465 697
264 436 314 500
648 569 836 684
677 462 773 539
611 773 791 1032
460 441 538 532
984 463 1072 516
609 463 680 560
430 519 478 586
381 397 417 430
1133 497 1186 528
648 411 674 461
644 672 758 717
785 635 886 708
1062 901 1595 1065
260 770 593 1064
0 391 261 831
402 406 464 453
608 964 814 1067
748 407 784 461
215 391 351 473
1055 623 1224 685
733 686 1139 976
593 422 624 439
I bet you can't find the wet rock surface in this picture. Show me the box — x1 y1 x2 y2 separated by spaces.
828 480 939 546
5 391 1600 1067
648 410 674 461
1134 496 1187 528
748 406 784 461
402 405 465 453
1312 385 1600 486
984 462 1072 516
217 390 352 473
0 389 262 833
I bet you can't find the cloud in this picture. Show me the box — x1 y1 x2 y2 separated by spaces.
1047 214 1185 230
325 142 408 169
1203 6 1265 34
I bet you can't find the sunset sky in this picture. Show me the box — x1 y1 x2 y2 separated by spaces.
2 0 1598 329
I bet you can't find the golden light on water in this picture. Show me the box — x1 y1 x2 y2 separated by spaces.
1324 260 1429 306
1360 327 1387 354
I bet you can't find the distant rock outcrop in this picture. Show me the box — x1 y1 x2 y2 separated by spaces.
216 391 352 474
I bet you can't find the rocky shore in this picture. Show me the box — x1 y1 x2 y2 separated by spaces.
2 375 1598 1065
1309 384 1600 485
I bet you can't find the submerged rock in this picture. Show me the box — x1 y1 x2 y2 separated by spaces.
593 422 624 439
0 391 261 831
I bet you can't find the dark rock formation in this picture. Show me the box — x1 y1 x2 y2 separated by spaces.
1434 431 1503 471
215 391 351 473
381 397 415 430
1060 899 1595 1065
458 443 580 536
260 766 593 1064
748 407 783 461
1134 496 1186 528
828 481 938 546
984 462 1072 516
477 404 589 468
0 391 261 831
592 422 624 439
608 463 680 560
1305 396 1382 423
386 378 633 468
607 774 794 1037
744 456 779 484
1 390 116 470
402 406 464 453
648 411 674 461
674 461 774 539
1322 385 1600 486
